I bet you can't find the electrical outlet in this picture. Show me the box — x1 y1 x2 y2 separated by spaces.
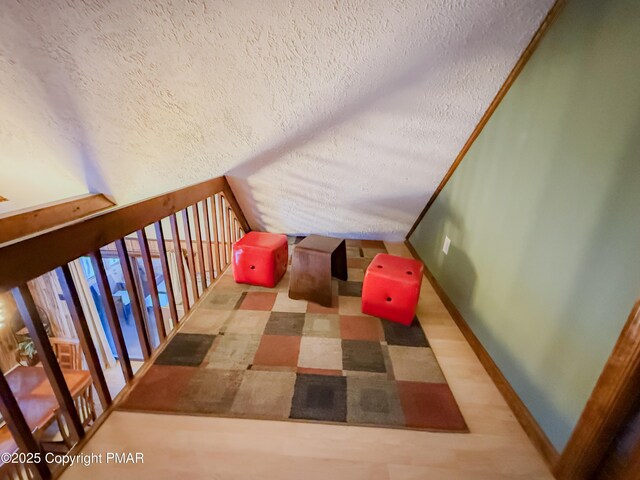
443 236 451 255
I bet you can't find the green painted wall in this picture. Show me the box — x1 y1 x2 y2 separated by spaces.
409 0 640 451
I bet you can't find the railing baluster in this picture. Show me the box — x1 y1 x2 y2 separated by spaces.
12 285 85 443
115 239 152 360
154 221 179 326
225 200 232 262
210 196 221 277
56 266 112 409
191 204 207 289
201 199 216 283
89 250 134 382
233 218 239 243
169 214 190 312
0 373 50 480
215 194 227 267
137 229 166 341
181 209 199 300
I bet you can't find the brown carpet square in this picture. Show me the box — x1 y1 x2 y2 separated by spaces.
180 310 231 335
121 365 196 412
306 297 339 314
230 370 296 419
297 367 343 376
340 315 383 341
264 311 305 336
388 346 446 383
202 292 244 310
397 381 467 431
253 335 301 367
205 334 261 370
178 369 244 414
238 292 277 311
223 310 270 335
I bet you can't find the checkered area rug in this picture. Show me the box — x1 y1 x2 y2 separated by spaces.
120 238 468 432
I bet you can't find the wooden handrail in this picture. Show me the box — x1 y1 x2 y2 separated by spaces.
0 176 249 292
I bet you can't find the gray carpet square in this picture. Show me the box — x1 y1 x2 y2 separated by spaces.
290 374 347 422
342 339 386 373
155 333 215 367
347 376 405 426
338 280 363 297
382 318 429 347
265 311 305 336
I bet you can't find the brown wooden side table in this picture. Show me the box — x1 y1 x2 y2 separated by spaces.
288 235 348 307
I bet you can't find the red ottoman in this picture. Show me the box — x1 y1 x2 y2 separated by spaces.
232 232 288 288
361 253 423 326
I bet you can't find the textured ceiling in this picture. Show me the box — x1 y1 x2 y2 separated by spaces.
0 0 553 238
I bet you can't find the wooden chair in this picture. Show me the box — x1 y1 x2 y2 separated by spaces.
53 383 96 448
48 337 81 370
0 449 36 480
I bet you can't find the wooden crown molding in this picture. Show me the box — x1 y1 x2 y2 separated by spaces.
406 0 566 239
404 240 560 469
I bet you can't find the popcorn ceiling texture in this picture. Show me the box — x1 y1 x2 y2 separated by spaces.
0 0 553 238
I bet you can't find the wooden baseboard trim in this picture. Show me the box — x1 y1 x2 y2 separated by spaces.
405 240 560 469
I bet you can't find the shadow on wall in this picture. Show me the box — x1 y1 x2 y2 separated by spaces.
225 12 517 239
3 12 113 200
413 192 572 446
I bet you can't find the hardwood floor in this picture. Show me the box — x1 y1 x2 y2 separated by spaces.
61 242 553 480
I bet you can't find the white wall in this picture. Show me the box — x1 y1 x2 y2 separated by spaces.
0 0 553 237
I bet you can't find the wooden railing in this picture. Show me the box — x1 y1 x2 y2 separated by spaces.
0 176 249 479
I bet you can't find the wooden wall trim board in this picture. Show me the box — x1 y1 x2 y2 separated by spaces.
406 0 566 239
0 176 227 292
0 193 115 244
554 298 640 479
222 176 251 233
404 240 560 468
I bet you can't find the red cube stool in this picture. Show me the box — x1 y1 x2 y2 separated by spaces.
232 232 288 288
361 253 423 326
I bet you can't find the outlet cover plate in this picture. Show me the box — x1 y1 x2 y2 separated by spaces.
443 236 451 255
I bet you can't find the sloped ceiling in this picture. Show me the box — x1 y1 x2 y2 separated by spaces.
0 0 553 239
